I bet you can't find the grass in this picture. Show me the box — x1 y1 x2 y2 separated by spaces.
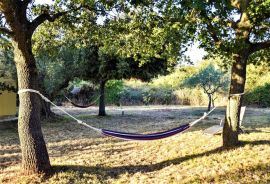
0 106 270 184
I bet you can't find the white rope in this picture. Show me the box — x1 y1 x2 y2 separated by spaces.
17 89 217 134
18 89 102 133
189 106 216 127
229 92 245 97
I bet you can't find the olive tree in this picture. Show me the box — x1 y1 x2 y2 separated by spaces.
184 64 229 111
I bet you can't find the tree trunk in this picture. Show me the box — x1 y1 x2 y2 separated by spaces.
13 37 51 174
223 52 248 147
211 95 215 108
41 101 55 119
98 81 106 116
207 93 212 111
39 75 55 119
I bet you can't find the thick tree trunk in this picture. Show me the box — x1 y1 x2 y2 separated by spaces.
223 53 248 147
98 81 106 116
207 93 212 111
13 38 51 174
41 101 55 119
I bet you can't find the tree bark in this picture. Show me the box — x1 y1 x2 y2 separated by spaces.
98 80 106 116
211 95 215 108
13 35 51 174
41 101 55 119
223 52 248 147
39 74 56 119
0 0 68 175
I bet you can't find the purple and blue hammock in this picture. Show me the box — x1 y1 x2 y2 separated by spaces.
101 108 216 141
18 89 217 142
101 123 190 141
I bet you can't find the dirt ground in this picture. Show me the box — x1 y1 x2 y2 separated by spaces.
53 105 270 133
0 105 270 183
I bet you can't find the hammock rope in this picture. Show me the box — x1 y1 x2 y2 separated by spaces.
64 94 100 108
18 89 221 141
18 89 101 133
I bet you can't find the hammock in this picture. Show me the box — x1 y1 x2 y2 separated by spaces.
18 89 217 141
64 95 100 108
102 124 190 141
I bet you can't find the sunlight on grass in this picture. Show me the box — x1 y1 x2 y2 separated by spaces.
0 106 270 184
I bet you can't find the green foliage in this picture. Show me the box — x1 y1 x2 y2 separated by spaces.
0 39 16 94
120 87 144 105
244 63 270 107
151 67 197 89
244 83 270 107
102 64 229 106
99 4 191 65
142 87 175 105
183 63 229 95
118 67 226 106
105 80 124 105
174 88 206 105
245 63 270 91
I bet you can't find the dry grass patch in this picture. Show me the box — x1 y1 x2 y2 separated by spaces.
0 106 270 183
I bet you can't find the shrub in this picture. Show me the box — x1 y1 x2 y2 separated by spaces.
120 87 144 105
174 88 206 105
142 87 176 105
244 83 270 107
105 80 124 105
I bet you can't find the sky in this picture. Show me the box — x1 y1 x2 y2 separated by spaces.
185 43 206 64
34 0 206 63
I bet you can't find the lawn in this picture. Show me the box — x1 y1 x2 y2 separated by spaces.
1 106 270 184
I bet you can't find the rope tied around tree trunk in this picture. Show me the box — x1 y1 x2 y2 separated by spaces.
18 89 102 133
229 92 245 97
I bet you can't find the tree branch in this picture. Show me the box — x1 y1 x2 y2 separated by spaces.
30 11 67 33
199 11 221 45
227 19 238 29
29 5 84 33
21 0 33 10
250 40 270 53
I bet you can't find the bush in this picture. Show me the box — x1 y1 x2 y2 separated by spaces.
174 88 207 105
244 83 270 107
120 87 144 105
142 87 176 105
105 80 124 105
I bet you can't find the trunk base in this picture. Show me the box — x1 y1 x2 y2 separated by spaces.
222 95 242 147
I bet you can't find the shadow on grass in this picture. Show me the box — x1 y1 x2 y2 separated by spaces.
189 162 270 183
0 154 21 169
0 120 18 132
52 139 270 180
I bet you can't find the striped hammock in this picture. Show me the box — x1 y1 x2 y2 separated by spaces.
102 124 190 141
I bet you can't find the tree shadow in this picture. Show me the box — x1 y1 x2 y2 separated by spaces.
52 139 270 180
0 154 21 169
188 162 270 183
0 120 18 132
243 129 270 134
